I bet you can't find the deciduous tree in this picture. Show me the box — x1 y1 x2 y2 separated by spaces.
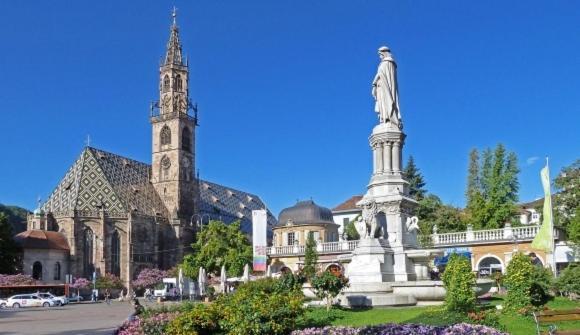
182 220 252 279
0 213 21 274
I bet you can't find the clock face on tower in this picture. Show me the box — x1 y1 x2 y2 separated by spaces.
161 156 171 169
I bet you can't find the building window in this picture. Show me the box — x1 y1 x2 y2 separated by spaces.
83 228 94 278
160 125 171 146
111 231 121 277
477 257 502 278
176 74 183 91
32 262 43 280
182 127 191 152
343 218 349 226
287 232 295 246
163 75 170 92
53 262 61 281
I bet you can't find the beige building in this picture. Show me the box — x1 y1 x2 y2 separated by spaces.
18 13 276 288
270 200 340 273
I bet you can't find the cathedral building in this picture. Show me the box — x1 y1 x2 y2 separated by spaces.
16 12 276 288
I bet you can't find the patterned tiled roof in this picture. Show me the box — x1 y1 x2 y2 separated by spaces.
43 147 168 217
42 147 276 234
198 180 277 235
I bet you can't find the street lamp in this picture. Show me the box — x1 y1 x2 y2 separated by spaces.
190 213 211 233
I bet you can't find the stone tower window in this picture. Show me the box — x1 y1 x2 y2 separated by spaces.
176 74 183 92
111 230 121 277
160 125 171 147
182 126 191 152
83 228 94 278
163 75 170 92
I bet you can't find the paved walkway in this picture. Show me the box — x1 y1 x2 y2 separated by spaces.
0 301 136 335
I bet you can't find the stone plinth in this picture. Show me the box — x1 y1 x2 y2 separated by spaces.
346 238 394 283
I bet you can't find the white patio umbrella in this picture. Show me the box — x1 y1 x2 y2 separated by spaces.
242 264 250 283
198 267 206 297
266 265 272 278
220 265 227 293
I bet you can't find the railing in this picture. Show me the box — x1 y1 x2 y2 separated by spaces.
433 225 549 246
267 225 554 256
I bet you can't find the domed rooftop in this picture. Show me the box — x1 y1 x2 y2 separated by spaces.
277 200 335 226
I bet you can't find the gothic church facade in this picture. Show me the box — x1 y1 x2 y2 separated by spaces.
18 14 276 288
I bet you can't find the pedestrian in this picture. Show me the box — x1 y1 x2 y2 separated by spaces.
105 289 111 305
128 298 144 321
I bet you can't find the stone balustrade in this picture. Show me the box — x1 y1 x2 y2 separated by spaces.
267 224 556 256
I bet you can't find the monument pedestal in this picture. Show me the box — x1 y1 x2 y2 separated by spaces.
341 238 416 307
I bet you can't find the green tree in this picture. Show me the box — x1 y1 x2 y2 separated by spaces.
311 271 349 312
464 144 519 229
403 155 427 200
416 194 466 236
0 213 21 274
441 253 476 312
302 232 318 280
182 220 252 278
343 215 361 241
553 160 579 232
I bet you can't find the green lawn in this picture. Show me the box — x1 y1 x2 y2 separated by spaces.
302 297 580 335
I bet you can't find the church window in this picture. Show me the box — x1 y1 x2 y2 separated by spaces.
111 231 121 277
163 75 170 92
176 74 183 91
160 125 171 146
32 262 43 280
54 262 61 281
83 228 94 278
182 127 191 152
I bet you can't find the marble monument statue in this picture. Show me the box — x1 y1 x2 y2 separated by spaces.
372 46 402 129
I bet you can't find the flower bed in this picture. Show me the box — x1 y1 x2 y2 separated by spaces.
291 323 507 335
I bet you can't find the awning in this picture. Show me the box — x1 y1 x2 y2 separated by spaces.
434 251 472 266
555 245 579 263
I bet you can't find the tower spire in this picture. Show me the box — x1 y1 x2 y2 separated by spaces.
165 7 183 65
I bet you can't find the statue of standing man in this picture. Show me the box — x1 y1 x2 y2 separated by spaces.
372 46 402 129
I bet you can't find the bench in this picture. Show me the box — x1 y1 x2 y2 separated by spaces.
533 308 580 335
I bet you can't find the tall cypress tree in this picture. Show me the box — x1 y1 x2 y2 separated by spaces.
403 156 427 200
303 232 318 280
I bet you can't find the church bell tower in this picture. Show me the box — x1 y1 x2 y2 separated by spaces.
151 9 197 222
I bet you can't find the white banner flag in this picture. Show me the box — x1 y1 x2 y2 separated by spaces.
252 210 268 272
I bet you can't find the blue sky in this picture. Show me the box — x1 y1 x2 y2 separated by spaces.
0 1 578 216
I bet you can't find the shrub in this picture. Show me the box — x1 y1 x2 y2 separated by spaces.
165 304 220 335
554 264 580 299
503 252 551 312
217 289 304 335
274 272 306 294
441 253 476 312
0 274 36 286
291 323 507 335
311 271 349 312
141 312 178 335
133 268 167 289
96 273 124 289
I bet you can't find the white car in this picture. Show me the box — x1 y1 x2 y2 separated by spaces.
37 292 68 306
6 294 55 308
0 299 7 308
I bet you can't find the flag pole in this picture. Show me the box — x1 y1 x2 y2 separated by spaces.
546 157 557 275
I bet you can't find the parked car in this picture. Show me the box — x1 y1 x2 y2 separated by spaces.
37 292 68 306
68 294 84 303
0 299 7 308
6 294 55 308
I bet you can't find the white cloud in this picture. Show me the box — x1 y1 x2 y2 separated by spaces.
526 156 539 166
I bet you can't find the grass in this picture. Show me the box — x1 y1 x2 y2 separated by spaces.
301 297 580 335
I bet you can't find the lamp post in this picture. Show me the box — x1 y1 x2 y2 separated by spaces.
190 214 211 233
